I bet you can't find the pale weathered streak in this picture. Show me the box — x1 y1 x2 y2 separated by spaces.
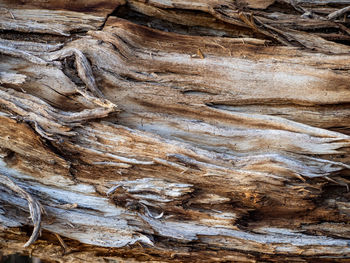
0 8 106 36
0 38 63 53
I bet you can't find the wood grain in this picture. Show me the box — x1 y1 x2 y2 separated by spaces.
0 0 350 262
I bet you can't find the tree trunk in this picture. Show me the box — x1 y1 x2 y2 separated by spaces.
1 1 350 262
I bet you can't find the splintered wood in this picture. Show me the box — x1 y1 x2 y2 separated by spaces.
0 0 350 262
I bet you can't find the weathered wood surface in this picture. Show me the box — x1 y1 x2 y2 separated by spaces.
1 0 350 262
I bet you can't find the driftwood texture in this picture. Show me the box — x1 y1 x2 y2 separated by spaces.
1 0 350 262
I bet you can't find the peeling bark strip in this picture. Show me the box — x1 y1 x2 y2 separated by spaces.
1 0 350 262
0 174 42 247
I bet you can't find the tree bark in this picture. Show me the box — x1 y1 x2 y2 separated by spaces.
1 1 350 262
